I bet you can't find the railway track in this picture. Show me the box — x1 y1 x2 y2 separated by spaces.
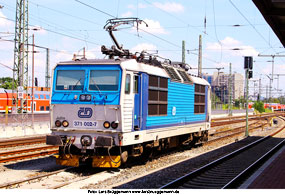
0 145 58 163
0 115 269 166
161 117 285 189
207 121 267 144
211 114 275 127
0 136 46 148
0 116 279 189
211 113 278 121
0 168 67 189
0 165 101 189
0 136 57 164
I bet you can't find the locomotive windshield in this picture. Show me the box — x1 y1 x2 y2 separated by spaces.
56 70 85 91
89 70 120 91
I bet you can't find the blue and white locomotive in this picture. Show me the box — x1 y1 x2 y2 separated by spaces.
46 18 211 168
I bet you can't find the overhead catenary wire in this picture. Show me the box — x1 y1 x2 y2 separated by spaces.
29 0 103 27
228 0 284 58
75 0 116 18
0 1 102 46
0 62 13 70
212 0 223 63
0 16 101 46
73 0 222 64
1 0 283 87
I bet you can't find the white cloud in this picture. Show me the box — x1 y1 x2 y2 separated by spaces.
127 3 147 10
152 2 184 13
131 43 157 53
135 19 168 35
121 11 133 18
0 11 13 28
54 50 73 62
85 50 96 59
206 37 259 57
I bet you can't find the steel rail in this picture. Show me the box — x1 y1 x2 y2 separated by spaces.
206 123 266 145
0 145 57 157
0 168 69 189
0 149 58 163
223 136 285 189
211 116 270 127
0 136 46 148
161 118 285 189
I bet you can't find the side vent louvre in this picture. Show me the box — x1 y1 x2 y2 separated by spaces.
163 66 181 81
177 70 193 84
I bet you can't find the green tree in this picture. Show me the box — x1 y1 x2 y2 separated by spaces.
253 101 265 113
272 98 280 103
0 77 14 89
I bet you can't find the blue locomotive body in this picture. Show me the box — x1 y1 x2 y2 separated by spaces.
47 58 211 168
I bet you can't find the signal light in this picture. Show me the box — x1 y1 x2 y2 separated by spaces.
111 121 118 129
248 70 253 79
62 120 69 127
244 56 253 69
55 120 61 127
103 121 110 129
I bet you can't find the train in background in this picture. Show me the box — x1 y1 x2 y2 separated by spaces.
248 102 285 111
46 18 211 168
0 88 50 113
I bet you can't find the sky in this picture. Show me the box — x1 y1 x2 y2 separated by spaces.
0 0 284 98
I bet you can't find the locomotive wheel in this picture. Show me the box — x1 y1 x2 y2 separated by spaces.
120 150 128 164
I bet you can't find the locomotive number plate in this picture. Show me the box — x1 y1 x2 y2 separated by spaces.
73 121 97 128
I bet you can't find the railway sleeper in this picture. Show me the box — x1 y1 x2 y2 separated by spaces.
200 173 238 179
182 180 227 189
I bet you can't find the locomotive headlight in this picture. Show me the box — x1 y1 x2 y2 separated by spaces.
62 120 69 127
80 135 92 146
55 120 61 127
111 121 118 129
79 94 91 101
79 94 86 101
103 121 110 129
85 94 91 101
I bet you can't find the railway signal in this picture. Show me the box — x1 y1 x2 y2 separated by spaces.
244 56 253 137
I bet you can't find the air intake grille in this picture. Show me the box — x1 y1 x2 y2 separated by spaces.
177 70 192 83
163 66 181 81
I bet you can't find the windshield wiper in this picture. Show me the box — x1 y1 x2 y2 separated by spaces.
72 78 83 91
90 78 102 96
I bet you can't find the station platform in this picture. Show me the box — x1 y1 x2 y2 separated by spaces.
241 145 285 189
0 122 50 139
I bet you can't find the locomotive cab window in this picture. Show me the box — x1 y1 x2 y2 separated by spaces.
89 70 119 91
125 74 131 94
56 70 85 91
194 84 206 114
134 75 138 94
148 75 168 116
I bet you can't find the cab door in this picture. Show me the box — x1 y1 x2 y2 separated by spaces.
133 73 141 130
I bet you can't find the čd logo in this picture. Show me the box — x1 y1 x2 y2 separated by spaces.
78 107 93 118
